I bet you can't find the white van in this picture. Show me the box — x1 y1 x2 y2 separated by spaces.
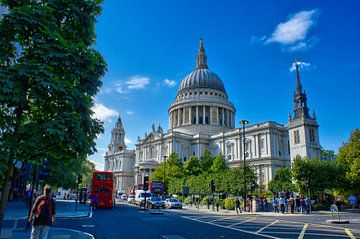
134 190 151 205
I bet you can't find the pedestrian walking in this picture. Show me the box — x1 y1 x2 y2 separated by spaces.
260 197 265 212
300 197 305 214
305 197 311 214
289 196 295 213
189 196 193 208
92 194 99 210
264 198 268 211
279 195 285 213
235 198 242 214
28 185 56 239
295 196 300 212
272 198 279 213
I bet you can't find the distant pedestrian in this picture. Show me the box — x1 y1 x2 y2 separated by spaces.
235 198 242 214
305 197 311 214
28 185 56 239
189 196 193 208
279 195 285 213
26 188 33 208
92 194 99 210
300 197 305 214
289 196 295 213
295 196 300 212
207 198 211 209
260 197 264 211
272 198 279 213
264 198 268 211
216 202 219 212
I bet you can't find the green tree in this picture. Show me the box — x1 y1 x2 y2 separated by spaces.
210 154 228 173
183 156 202 176
268 168 296 194
337 129 360 195
200 149 213 172
292 156 345 197
0 0 106 230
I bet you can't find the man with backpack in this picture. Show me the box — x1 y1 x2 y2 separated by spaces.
28 185 56 239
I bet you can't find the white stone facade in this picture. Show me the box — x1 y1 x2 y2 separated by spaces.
106 40 321 189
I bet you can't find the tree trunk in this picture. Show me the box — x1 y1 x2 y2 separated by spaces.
0 161 14 234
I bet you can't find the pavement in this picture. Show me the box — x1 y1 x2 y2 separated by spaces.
0 199 93 239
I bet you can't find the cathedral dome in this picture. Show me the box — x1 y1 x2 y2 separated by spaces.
179 68 226 93
178 39 226 95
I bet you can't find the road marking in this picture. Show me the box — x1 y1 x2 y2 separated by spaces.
183 216 280 239
345 228 356 239
228 217 257 227
82 224 95 228
256 220 279 234
298 223 308 239
208 216 236 223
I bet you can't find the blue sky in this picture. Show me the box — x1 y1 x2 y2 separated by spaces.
89 0 360 170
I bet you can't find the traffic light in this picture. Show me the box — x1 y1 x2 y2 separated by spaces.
78 174 83 184
38 160 50 181
144 176 149 191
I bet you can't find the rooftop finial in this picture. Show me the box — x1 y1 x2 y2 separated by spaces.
196 38 208 69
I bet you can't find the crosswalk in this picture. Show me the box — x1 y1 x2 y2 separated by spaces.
183 215 360 239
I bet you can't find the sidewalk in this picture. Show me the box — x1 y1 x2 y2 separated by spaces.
1 199 92 239
180 203 360 217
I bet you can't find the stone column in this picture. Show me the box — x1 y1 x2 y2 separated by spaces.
196 106 199 124
189 106 192 125
222 108 225 126
177 109 181 126
216 107 219 125
203 106 206 124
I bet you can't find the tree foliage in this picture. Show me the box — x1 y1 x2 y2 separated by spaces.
292 156 345 197
183 156 202 176
268 168 296 194
200 149 213 171
0 0 106 230
210 154 228 173
337 129 360 195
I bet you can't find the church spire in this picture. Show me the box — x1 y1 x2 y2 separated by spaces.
116 114 123 127
292 59 310 119
295 59 303 95
196 38 208 69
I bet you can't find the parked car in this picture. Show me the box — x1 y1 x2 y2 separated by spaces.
147 196 165 209
120 194 128 200
127 194 136 204
164 198 182 209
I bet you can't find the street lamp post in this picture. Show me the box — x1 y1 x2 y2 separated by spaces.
240 120 249 212
163 155 167 195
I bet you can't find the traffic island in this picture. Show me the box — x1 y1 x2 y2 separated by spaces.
326 219 350 224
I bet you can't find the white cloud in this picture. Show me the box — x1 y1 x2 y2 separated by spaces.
91 103 118 121
163 79 176 87
264 9 319 51
126 110 134 115
125 137 132 145
89 160 104 171
289 61 314 72
115 83 125 94
126 76 150 89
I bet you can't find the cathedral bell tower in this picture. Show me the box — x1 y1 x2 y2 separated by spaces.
288 60 321 164
108 114 126 153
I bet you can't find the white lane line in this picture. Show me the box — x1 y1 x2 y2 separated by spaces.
228 217 257 227
298 223 308 239
182 216 280 239
256 220 279 234
208 216 235 223
345 228 356 239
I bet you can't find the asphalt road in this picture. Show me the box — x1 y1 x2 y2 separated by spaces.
55 202 360 239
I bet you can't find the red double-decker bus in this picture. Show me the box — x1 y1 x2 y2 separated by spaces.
149 181 164 195
91 171 115 208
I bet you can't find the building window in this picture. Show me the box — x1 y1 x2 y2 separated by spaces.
191 106 196 124
198 106 203 124
309 129 315 142
294 130 300 144
184 107 189 124
260 138 265 152
205 106 210 124
212 109 217 124
218 108 223 125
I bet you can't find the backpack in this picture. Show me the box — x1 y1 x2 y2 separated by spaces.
36 198 53 220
